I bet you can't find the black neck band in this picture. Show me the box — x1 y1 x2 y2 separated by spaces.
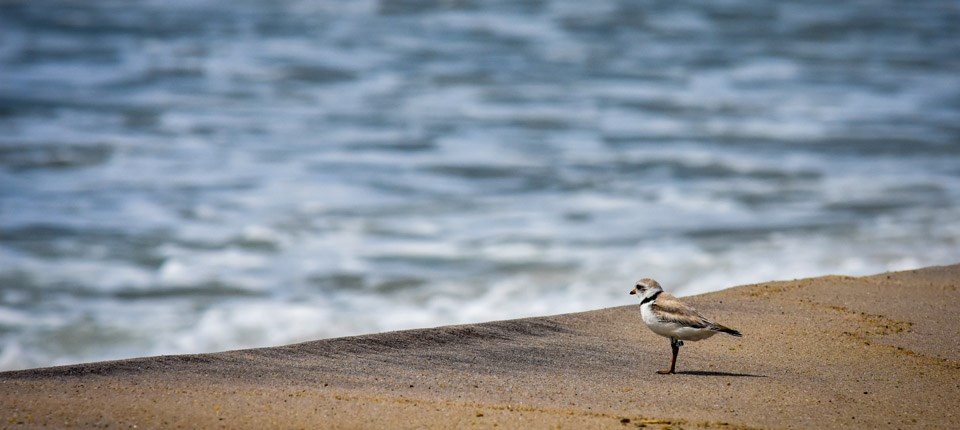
640 290 662 305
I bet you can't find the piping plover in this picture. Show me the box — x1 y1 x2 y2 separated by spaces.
630 278 741 374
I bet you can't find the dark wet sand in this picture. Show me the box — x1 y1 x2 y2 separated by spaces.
2 265 959 429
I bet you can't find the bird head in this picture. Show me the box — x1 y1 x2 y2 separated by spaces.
629 278 662 296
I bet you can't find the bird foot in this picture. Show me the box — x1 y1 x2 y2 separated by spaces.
657 369 675 375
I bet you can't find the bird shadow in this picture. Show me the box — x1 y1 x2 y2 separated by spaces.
676 370 766 378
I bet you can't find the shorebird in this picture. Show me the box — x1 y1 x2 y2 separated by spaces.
630 278 741 374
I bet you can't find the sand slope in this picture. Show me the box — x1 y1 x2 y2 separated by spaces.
2 265 959 429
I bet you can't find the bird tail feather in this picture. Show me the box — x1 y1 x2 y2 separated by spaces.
713 324 742 337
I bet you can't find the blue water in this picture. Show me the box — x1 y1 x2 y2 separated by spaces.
1 0 959 370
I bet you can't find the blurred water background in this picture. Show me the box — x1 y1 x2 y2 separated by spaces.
1 0 959 370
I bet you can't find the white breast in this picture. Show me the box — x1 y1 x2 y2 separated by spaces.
639 302 676 337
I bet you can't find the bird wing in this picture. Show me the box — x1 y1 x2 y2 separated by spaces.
650 293 711 328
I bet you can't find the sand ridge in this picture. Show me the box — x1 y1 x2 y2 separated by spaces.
2 265 959 428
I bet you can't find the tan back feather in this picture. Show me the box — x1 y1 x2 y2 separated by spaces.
649 293 711 328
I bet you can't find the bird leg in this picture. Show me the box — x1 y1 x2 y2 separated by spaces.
658 338 681 375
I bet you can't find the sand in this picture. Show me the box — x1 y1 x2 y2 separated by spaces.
2 264 959 429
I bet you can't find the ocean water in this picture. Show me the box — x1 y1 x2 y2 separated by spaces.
1 0 959 371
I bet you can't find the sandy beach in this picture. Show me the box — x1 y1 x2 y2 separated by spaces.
2 264 958 429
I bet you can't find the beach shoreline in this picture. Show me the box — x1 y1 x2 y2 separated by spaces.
3 264 959 428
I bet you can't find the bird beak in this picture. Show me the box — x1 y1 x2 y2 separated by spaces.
629 288 637 295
